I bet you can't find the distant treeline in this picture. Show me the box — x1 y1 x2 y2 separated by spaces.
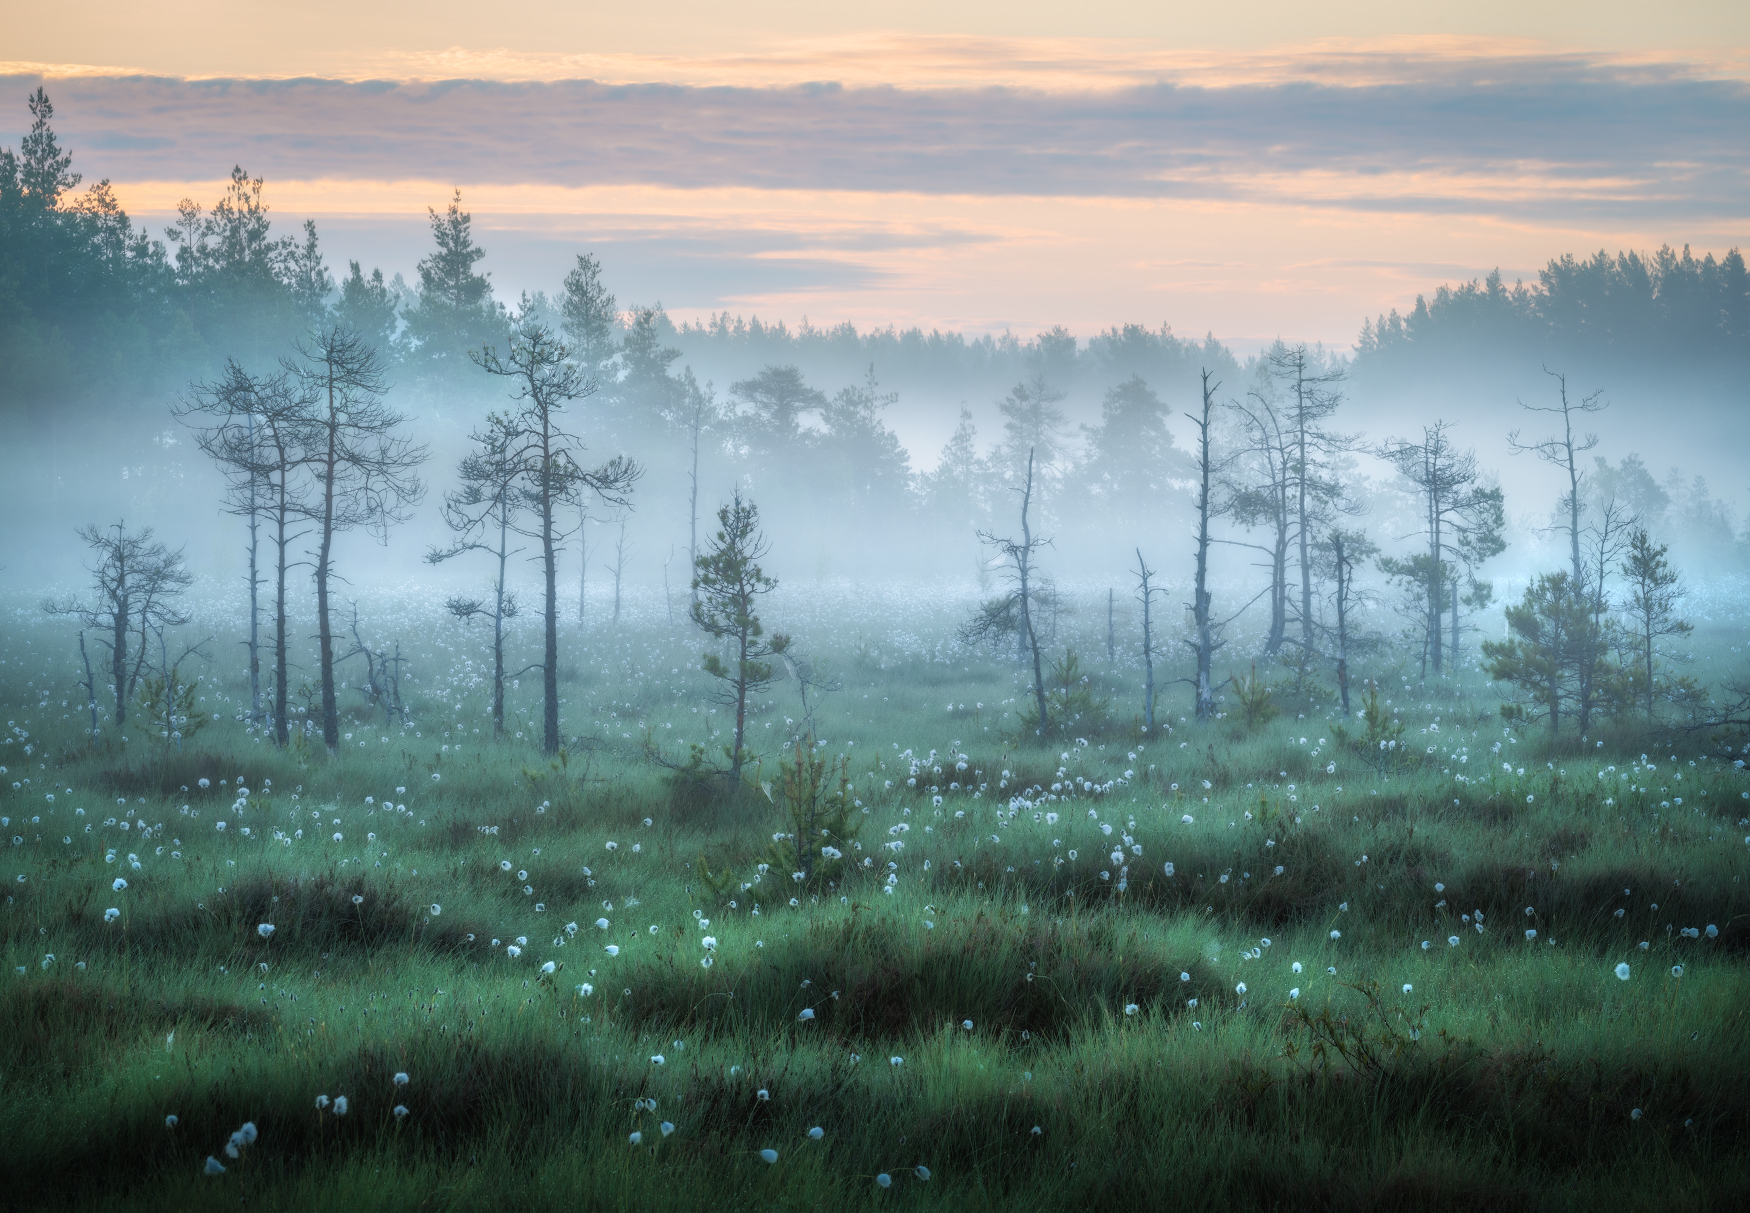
1356 252 1750 379
5 87 1745 426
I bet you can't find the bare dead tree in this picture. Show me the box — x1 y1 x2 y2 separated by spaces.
1106 587 1115 667
662 546 676 626
173 360 272 724
1509 367 1607 587
1320 529 1380 715
978 448 1051 735
1269 344 1362 658
1133 548 1163 730
44 523 193 735
337 602 410 726
611 513 631 625
1184 371 1225 721
577 499 589 624
1223 387 1292 654
1331 532 1355 714
476 319 639 755
684 376 716 613
428 410 523 736
289 326 427 755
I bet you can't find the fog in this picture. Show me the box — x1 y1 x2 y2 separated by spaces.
3 90 1747 658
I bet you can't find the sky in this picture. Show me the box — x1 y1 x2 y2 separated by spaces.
5 2 1748 350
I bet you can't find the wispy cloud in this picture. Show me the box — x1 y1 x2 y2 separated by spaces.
4 45 1746 225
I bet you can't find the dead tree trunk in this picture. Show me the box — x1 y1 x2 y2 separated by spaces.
1186 371 1221 721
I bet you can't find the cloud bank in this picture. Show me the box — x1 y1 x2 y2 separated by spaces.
6 48 1746 225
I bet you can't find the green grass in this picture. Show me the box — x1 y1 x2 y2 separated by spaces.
3 584 1748 1210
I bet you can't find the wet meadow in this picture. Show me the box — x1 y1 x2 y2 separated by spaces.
3 582 1748 1211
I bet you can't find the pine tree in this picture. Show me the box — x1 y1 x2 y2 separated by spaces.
1482 571 1616 738
559 252 618 377
405 189 502 381
692 491 790 785
1620 528 1692 715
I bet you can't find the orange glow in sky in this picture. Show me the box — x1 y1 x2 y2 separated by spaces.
5 4 1746 347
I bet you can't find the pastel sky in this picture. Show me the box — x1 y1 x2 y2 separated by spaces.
6 2 1747 349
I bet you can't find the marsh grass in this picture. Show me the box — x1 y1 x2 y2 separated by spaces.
2 587 1748 1209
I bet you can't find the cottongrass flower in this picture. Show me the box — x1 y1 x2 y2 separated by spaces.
540 961 556 975
430 904 441 916
756 1088 770 1100
1031 1126 1043 1136
651 1055 666 1066
702 936 717 951
799 1008 815 1021
1291 962 1302 974
165 1114 178 1128
507 945 522 959
605 945 620 957
204 1157 226 1176
393 1105 409 1119
351 894 364 905
808 1126 824 1140
1706 924 1719 938
1181 814 1194 824
257 924 274 938
700 956 714 969
1329 930 1341 940
104 907 120 923
1525 929 1537 941
1630 1108 1642 1120
224 1122 258 1158
915 1165 931 1181
1615 962 1632 981
1180 971 1190 982
112 877 127 892
1289 988 1300 999
890 1056 904 1066
1672 965 1684 978
393 1072 409 1087
596 918 610 930
1235 983 1247 996
660 1121 675 1136
1448 936 1461 947
962 1019 974 1030
577 983 594 996
876 1174 892 1188
1402 983 1413 994
333 1096 349 1116
629 1131 643 1145
1124 1003 1139 1016
316 1094 330 1110
760 1149 779 1164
